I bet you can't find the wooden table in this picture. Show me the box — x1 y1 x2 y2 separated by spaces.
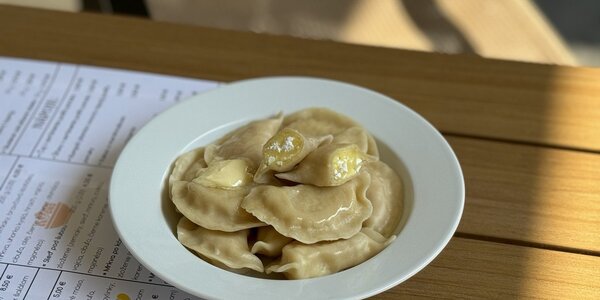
1 5 598 299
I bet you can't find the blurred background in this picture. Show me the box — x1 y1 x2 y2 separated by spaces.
2 0 598 66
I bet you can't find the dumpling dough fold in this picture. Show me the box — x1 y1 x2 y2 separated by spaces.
177 217 264 272
363 161 404 238
332 126 371 154
266 228 394 279
204 113 283 169
168 147 206 191
251 226 294 257
283 108 379 157
172 181 264 232
276 143 376 187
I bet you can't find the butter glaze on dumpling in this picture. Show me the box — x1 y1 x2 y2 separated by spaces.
266 228 394 279
204 113 283 169
276 143 376 187
251 226 294 257
171 181 264 232
177 217 264 272
241 172 373 244
283 108 379 157
254 127 332 183
363 161 404 238
193 159 254 189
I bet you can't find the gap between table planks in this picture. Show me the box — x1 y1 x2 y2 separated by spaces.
448 135 600 253
380 237 599 299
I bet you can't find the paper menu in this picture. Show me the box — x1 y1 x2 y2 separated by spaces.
0 56 219 300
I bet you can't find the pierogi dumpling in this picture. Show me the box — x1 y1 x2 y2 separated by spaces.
177 217 264 272
282 108 379 157
171 181 264 232
241 172 373 244
266 228 394 279
168 147 206 192
332 126 371 154
204 113 283 168
363 161 404 238
276 143 376 187
251 226 294 257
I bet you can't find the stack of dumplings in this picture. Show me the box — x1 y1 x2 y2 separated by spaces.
170 108 403 279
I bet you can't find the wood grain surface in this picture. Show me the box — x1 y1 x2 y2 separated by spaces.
450 136 600 253
1 5 599 299
0 5 599 151
392 238 600 299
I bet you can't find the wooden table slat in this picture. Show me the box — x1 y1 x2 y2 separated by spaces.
1 5 599 151
382 237 600 299
450 136 600 252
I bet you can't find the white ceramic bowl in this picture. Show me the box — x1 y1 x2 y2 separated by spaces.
109 77 464 300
